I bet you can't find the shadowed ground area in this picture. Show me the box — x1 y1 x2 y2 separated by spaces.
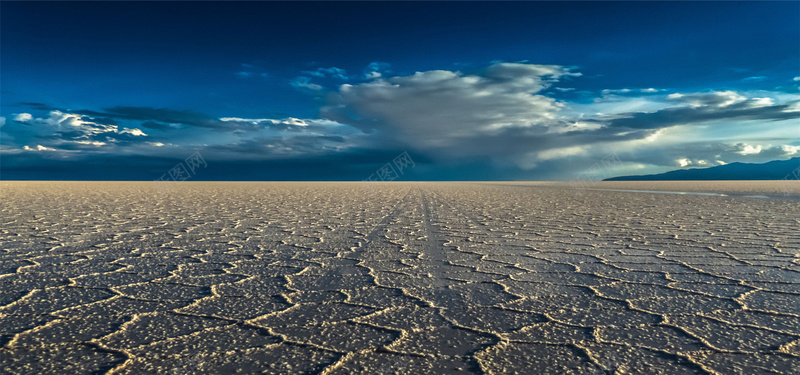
1 181 799 374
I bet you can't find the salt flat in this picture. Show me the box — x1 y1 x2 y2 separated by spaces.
1 181 799 374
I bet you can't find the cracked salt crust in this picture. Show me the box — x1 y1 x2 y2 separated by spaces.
0 181 798 374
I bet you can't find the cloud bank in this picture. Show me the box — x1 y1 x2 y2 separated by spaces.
2 62 798 180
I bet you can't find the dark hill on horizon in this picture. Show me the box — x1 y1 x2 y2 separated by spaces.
605 157 800 181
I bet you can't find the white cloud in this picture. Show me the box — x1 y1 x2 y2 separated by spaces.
677 158 691 167
782 145 800 155
602 88 632 95
364 61 391 80
0 116 5 128
220 117 271 124
793 76 800 82
785 102 800 112
72 140 107 147
537 146 587 161
14 113 33 122
69 112 115 133
44 110 119 137
553 121 603 134
601 87 663 96
749 97 774 107
218 117 343 128
738 144 762 155
23 144 57 152
671 90 747 108
644 129 664 142
8 111 151 154
120 128 147 136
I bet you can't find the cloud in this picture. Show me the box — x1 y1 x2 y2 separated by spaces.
140 121 181 131
302 67 348 80
19 102 55 111
218 116 342 132
0 117 5 128
220 117 307 126
668 90 746 107
782 145 800 155
793 76 800 82
71 140 107 147
119 128 148 136
5 110 152 154
204 134 355 159
364 61 391 79
17 111 135 139
235 71 268 79
601 88 663 95
537 146 587 161
605 91 799 129
235 63 268 79
13 113 33 122
319 62 800 176
23 144 58 152
624 142 800 172
78 106 290 131
323 62 576 145
5 61 799 181
742 76 766 81
290 76 323 92
290 66 350 93
2 101 361 163
738 144 762 155
92 106 214 127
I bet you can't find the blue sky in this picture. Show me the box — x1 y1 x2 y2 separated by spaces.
1 1 798 180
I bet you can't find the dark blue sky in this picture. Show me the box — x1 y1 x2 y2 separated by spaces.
2 1 798 180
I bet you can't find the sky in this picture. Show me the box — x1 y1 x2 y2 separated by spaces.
1 1 798 181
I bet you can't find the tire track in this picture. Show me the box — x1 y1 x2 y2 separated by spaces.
348 186 416 259
418 187 454 289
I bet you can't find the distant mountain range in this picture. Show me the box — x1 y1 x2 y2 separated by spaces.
605 157 800 181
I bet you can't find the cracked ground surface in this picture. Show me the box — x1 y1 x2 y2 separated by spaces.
1 181 799 374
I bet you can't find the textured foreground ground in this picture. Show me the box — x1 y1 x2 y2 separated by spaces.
1 181 799 374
